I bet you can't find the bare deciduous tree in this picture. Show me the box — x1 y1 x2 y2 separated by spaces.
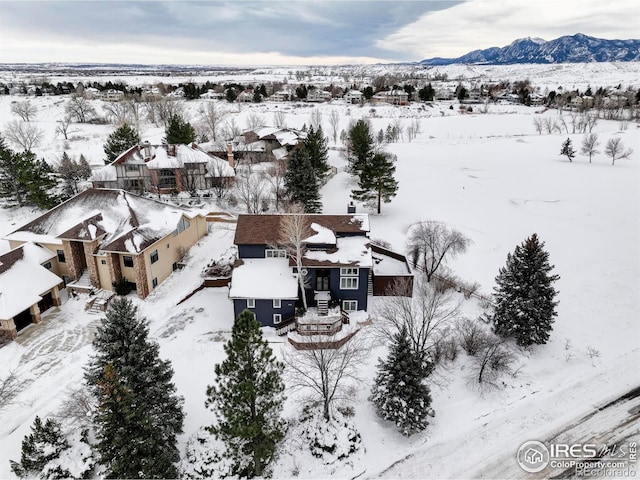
328 109 340 144
65 95 96 123
468 338 515 390
376 277 461 367
54 117 77 140
103 100 132 125
236 165 270 214
208 158 231 200
309 108 323 131
533 117 543 135
55 385 95 427
407 220 471 282
605 137 633 166
283 333 369 422
0 371 22 410
278 211 312 309
263 162 287 211
406 119 421 142
11 100 37 122
4 120 44 151
220 117 241 141
580 133 600 164
198 102 229 142
273 110 286 128
246 111 265 130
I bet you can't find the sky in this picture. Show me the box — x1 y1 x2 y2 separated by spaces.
0 0 638 66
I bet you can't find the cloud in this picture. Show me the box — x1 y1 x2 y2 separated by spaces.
379 0 640 60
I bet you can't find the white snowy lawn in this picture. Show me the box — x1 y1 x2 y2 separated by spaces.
0 64 638 478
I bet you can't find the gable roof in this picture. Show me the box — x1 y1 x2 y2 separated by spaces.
234 214 370 246
0 243 60 320
5 189 201 254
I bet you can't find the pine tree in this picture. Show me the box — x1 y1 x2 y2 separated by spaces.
369 327 433 436
85 297 184 479
103 123 140 164
58 152 92 196
347 119 374 176
0 139 57 209
284 148 322 213
206 310 286 478
164 114 196 144
351 152 398 214
10 416 72 479
492 234 560 347
560 137 576 162
303 125 329 182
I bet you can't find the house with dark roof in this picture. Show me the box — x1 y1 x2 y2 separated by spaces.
4 189 207 301
91 143 234 194
229 213 413 336
0 243 64 338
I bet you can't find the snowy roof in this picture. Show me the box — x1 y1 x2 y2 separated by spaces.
372 252 412 275
5 189 202 254
234 214 369 246
90 164 117 182
272 147 288 161
229 258 298 300
303 235 372 268
0 243 61 320
304 223 337 245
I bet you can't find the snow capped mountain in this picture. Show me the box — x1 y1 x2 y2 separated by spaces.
419 33 640 65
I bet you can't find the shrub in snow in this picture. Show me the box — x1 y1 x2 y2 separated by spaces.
491 233 560 347
180 428 229 480
299 407 362 464
370 327 434 436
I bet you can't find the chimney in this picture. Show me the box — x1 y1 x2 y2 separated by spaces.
142 141 151 160
347 201 356 214
227 143 234 169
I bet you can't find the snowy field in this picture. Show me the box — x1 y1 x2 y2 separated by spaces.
0 63 638 478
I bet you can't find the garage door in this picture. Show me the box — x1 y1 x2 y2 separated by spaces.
14 309 32 332
38 291 54 313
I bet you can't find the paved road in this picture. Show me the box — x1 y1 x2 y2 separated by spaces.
474 386 640 479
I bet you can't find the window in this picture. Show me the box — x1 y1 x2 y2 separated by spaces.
166 243 170 248
124 179 142 190
125 164 140 172
123 256 134 268
340 267 359 290
340 277 359 290
150 250 159 264
265 249 287 258
247 298 255 308
101 259 107 265
273 299 281 308
343 300 358 312
57 250 66 263
172 262 178 271
158 169 177 188
43 261 52 269
152 277 158 288
174 217 191 236
273 314 282 324
340 267 359 276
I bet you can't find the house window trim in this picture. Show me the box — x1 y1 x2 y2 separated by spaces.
152 277 158 288
123 255 134 268
265 249 287 258
340 276 359 290
273 299 281 309
273 313 282 324
43 261 52 269
340 267 359 276
57 249 66 263
247 298 255 309
343 300 358 312
150 249 159 264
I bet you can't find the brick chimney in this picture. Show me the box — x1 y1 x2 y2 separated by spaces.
227 143 234 169
347 201 356 214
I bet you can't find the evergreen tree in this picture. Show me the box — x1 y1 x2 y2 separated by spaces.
351 152 398 214
560 138 576 162
10 416 72 479
103 123 140 164
85 298 184 479
252 89 262 103
206 310 286 478
418 83 435 102
492 234 560 347
0 138 57 209
164 114 196 144
347 119 374 176
58 152 91 196
302 125 329 182
369 327 433 436
284 148 322 213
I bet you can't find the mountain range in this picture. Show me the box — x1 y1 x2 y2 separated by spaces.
419 34 640 65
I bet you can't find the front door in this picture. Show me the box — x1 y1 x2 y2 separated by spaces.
316 269 330 291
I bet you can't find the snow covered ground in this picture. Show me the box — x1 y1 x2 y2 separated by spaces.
0 65 638 478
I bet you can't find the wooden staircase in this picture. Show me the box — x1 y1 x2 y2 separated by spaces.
317 298 329 316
